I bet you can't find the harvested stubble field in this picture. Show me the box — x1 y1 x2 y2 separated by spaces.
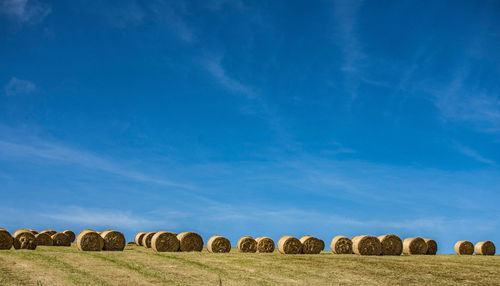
0 244 498 286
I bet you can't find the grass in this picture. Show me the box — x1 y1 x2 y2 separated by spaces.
0 244 498 285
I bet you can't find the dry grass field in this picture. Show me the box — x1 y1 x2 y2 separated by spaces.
0 244 498 285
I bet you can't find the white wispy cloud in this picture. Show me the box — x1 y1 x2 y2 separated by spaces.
203 56 257 99
454 143 496 165
333 0 365 73
96 1 195 43
4 77 36 96
41 206 166 230
0 128 194 190
431 70 500 133
0 0 51 24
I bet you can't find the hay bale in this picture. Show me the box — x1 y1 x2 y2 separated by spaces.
474 241 495 256
300 235 324 254
207 235 231 253
378 234 403 256
255 237 275 253
402 237 427 255
62 230 76 243
352 235 381 255
142 232 157 248
52 233 71 246
77 230 104 251
330 235 352 254
35 233 53 246
278 236 302 254
177 232 203 252
454 240 474 255
100 230 126 251
28 229 38 235
151 231 180 252
134 232 146 246
0 229 13 250
40 230 57 236
424 238 438 255
13 230 37 250
237 236 257 253
127 242 136 245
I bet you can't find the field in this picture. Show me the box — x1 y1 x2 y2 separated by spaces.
0 245 498 285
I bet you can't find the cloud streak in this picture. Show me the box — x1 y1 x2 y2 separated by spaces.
0 0 51 24
4 77 36 96
454 143 496 165
333 0 365 73
431 70 500 133
0 129 194 190
203 56 257 99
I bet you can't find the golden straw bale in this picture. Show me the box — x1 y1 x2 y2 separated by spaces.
474 241 495 255
100 230 126 251
454 241 474 255
13 230 37 250
177 232 203 252
330 235 352 254
378 234 402 256
52 233 71 246
278 236 302 254
151 231 180 252
300 235 324 254
35 233 53 246
402 237 427 255
424 238 437 255
62 230 76 243
142 232 157 248
0 229 13 250
207 235 231 253
77 230 104 251
134 232 146 246
352 235 381 255
255 237 275 253
237 236 257 253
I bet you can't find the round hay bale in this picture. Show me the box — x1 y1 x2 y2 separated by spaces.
151 231 180 252
177 232 203 252
127 242 136 245
278 236 302 254
454 240 474 255
142 232 157 248
300 235 324 254
77 230 104 251
424 239 437 255
35 233 53 246
0 229 13 250
13 230 37 250
40 230 57 236
378 234 403 256
207 235 231 253
474 241 495 256
28 229 38 235
352 235 381 255
134 232 146 246
100 230 126 251
255 237 275 253
237 236 257 253
52 233 71 247
403 237 428 255
62 230 76 243
330 235 353 254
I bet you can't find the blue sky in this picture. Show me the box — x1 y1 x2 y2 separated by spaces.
1 0 499 253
